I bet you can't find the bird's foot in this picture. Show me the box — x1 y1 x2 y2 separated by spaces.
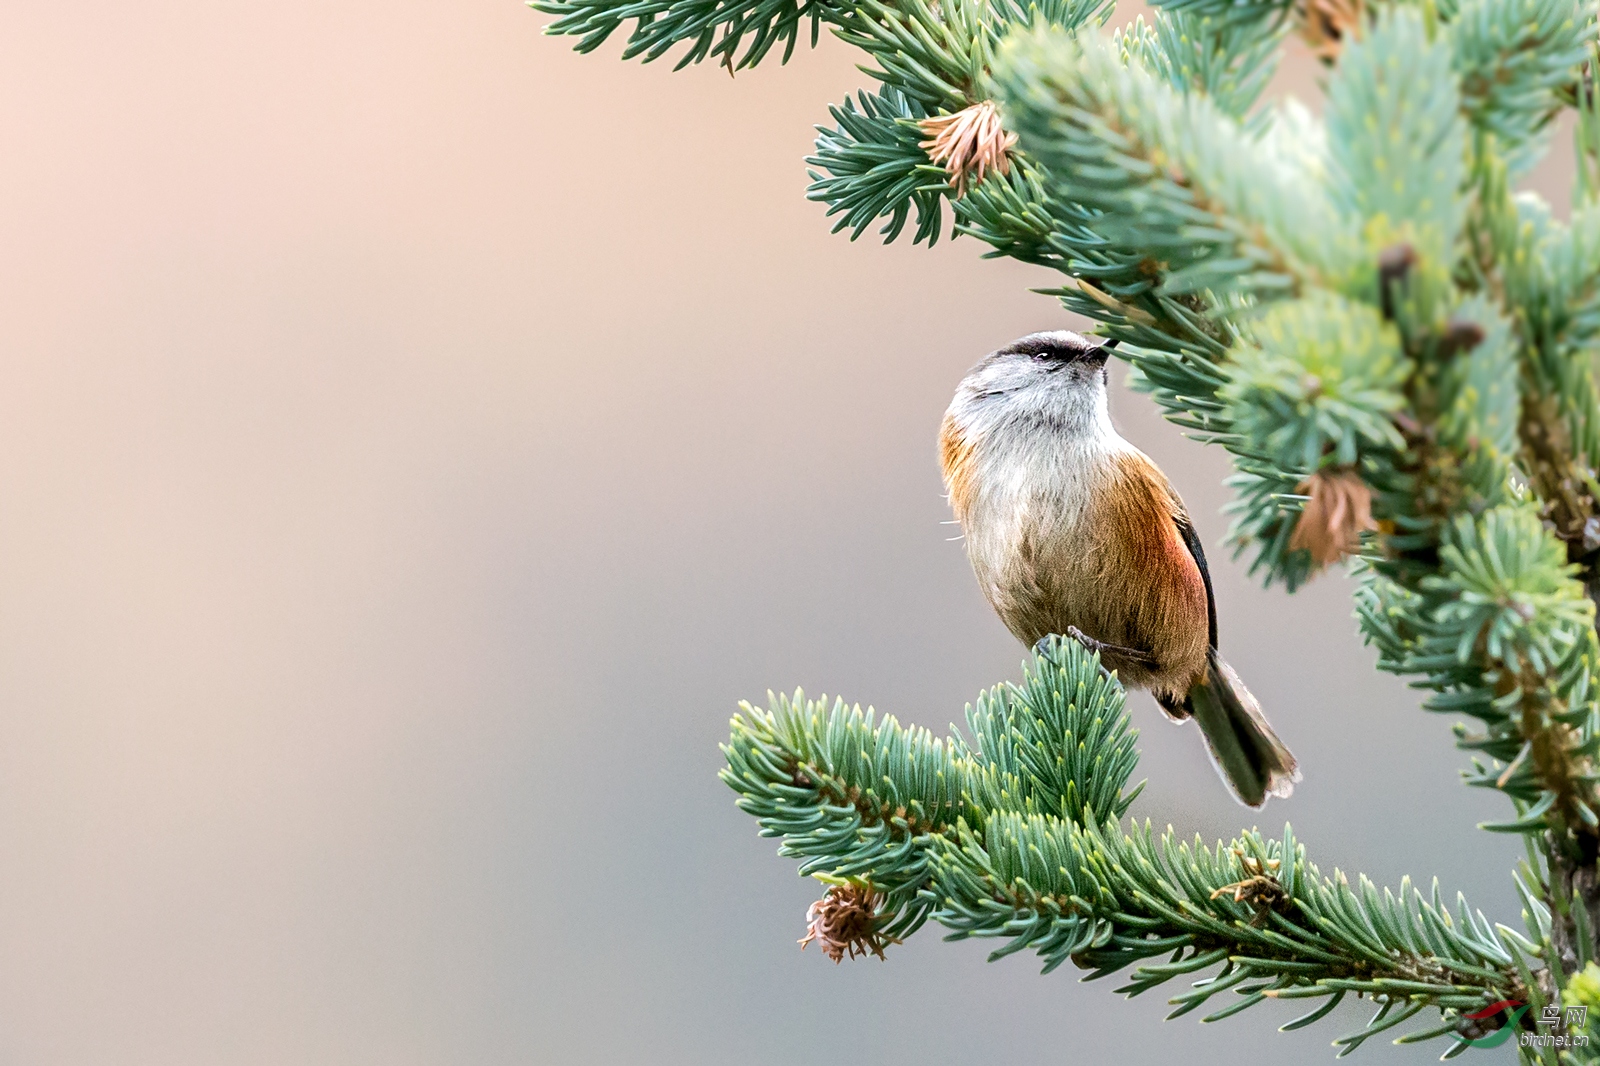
1033 627 1101 662
1036 627 1157 667
1064 625 1097 651
1032 629 1117 682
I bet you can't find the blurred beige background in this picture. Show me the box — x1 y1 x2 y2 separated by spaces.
0 3 1567 1063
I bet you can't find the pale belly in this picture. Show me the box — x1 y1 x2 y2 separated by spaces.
962 447 1210 694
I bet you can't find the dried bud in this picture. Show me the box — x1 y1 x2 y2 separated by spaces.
1437 317 1486 359
1297 0 1363 61
919 101 1017 198
1377 243 1417 320
798 882 896 963
1290 469 1377 568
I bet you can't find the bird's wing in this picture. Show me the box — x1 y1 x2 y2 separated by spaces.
1174 514 1219 651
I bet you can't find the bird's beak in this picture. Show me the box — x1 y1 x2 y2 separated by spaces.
1085 338 1118 366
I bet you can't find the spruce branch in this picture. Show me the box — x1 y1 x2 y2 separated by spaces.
947 154 1065 264
1354 507 1600 849
1221 291 1408 473
1323 8 1467 289
722 640 1533 1053
530 0 836 69
1115 8 1287 123
1482 185 1600 560
991 27 1332 305
1576 42 1600 205
831 0 997 109
1448 0 1594 175
806 88 950 244
1147 0 1295 30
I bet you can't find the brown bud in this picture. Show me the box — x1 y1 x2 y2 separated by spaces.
798 882 897 963
1290 469 1377 568
1437 317 1486 359
1377 243 1417 320
919 101 1017 198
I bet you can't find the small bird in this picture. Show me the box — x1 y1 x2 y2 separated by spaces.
940 330 1299 807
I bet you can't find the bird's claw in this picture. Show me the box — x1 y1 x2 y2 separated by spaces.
1034 627 1099 661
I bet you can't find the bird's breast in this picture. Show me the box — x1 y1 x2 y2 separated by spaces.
941 419 1209 689
942 414 1122 608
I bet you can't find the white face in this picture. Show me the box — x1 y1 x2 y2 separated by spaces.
947 331 1114 442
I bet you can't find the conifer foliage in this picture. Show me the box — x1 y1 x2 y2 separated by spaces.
538 0 1600 1057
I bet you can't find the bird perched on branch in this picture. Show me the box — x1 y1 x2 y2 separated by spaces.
939 331 1299 807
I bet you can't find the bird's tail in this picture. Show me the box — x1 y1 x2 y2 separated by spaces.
1185 650 1299 808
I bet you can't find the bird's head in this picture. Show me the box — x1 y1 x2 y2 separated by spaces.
946 330 1120 435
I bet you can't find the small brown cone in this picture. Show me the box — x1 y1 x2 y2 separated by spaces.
1290 469 1377 568
798 882 896 962
918 101 1017 197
